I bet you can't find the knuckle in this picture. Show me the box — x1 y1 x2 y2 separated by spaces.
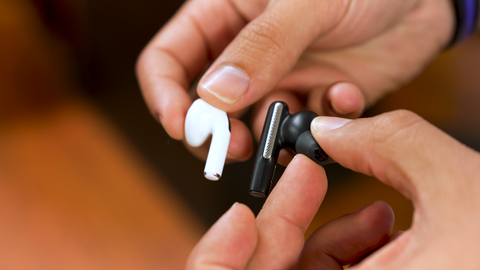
379 110 422 128
370 110 425 147
237 18 285 61
248 18 284 47
357 110 426 188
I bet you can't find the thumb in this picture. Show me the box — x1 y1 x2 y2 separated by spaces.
197 0 350 111
311 110 480 269
311 110 477 205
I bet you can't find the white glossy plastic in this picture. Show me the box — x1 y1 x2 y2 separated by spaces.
185 99 231 180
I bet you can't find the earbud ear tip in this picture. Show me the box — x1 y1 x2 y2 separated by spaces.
185 99 209 147
295 131 331 165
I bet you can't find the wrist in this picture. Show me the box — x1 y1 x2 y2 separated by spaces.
449 0 479 46
478 0 480 30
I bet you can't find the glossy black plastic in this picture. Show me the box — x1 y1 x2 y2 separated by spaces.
249 101 331 198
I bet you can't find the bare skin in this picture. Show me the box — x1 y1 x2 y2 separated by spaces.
187 110 480 269
136 0 454 162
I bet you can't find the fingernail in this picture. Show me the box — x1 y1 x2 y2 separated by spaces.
225 202 239 214
200 66 250 104
226 152 241 161
157 112 174 138
217 202 239 225
311 116 351 133
353 201 376 213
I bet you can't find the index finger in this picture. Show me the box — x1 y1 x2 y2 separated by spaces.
136 0 246 139
247 155 328 269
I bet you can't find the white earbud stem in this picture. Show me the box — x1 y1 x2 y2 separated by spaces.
185 99 231 180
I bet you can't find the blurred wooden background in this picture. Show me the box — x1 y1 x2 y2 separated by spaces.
0 1 202 269
0 0 479 269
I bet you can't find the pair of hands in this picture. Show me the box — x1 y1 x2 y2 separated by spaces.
187 111 480 269
136 0 453 162
135 0 479 268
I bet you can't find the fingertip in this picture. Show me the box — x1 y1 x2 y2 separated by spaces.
277 149 295 166
265 155 328 228
222 202 256 226
251 155 327 269
226 118 253 162
328 82 365 118
187 202 257 270
357 200 395 236
229 202 256 223
311 116 352 134
162 99 191 140
157 110 185 141
143 78 192 140
298 201 394 269
198 65 250 109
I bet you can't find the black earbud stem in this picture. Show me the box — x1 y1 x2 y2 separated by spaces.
250 101 334 198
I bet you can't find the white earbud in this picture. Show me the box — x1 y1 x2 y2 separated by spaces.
185 99 231 180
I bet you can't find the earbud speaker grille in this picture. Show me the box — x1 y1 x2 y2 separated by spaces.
263 103 283 159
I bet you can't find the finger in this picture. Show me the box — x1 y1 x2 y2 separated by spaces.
197 0 352 111
276 61 365 118
247 155 328 269
310 112 480 269
227 118 254 161
186 203 257 270
297 201 394 270
185 118 253 162
249 85 362 166
311 110 480 209
349 230 405 267
388 231 404 242
136 0 246 139
309 82 365 118
198 0 421 112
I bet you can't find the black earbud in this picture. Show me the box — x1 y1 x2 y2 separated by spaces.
249 101 333 198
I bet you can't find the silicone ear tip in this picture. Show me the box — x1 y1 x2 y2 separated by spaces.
295 131 329 164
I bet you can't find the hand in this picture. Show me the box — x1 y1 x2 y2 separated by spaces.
186 155 395 270
187 110 480 269
310 110 480 269
136 0 454 162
